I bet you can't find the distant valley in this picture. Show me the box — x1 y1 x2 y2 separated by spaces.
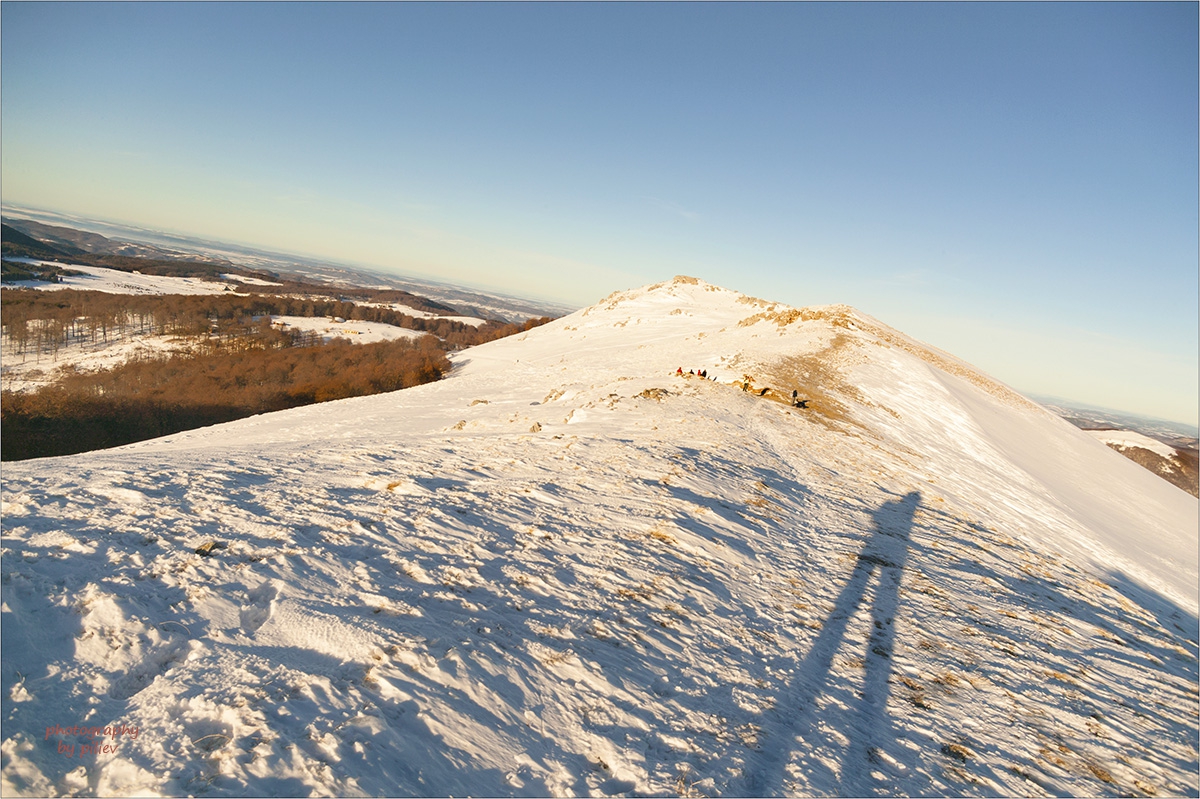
1 215 558 460
1032 396 1199 497
2 206 576 323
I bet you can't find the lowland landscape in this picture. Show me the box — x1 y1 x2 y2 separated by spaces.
0 215 1196 797
0 218 555 461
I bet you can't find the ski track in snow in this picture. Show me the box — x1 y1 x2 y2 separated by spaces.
2 277 1196 797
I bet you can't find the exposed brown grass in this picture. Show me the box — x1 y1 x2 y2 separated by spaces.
751 331 875 433
941 743 972 762
1085 761 1114 784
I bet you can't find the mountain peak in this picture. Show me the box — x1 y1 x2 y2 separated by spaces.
569 277 1034 416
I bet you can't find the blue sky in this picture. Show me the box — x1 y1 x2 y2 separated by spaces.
2 2 1197 426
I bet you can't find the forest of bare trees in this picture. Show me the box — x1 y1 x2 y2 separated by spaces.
1 289 547 361
1 337 450 460
1 288 553 460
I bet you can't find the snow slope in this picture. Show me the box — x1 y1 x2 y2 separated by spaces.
268 317 429 345
1084 429 1179 459
353 302 488 328
221 275 283 288
2 277 1196 797
1 261 233 296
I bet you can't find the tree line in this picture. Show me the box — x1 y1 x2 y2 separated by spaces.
0 336 453 461
1 259 80 284
1 290 553 460
2 288 551 360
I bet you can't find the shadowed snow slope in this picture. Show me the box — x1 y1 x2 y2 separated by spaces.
3 276 1196 797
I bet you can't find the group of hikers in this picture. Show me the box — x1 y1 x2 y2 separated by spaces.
675 366 809 409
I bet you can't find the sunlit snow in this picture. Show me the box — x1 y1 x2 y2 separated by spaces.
1084 429 1179 459
268 316 429 345
2 260 234 296
2 277 1195 797
354 300 488 328
0 331 195 394
220 274 283 287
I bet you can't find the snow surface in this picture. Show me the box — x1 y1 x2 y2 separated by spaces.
268 317 429 345
352 302 488 328
221 275 282 287
1084 429 1179 459
1 261 232 296
2 277 1196 797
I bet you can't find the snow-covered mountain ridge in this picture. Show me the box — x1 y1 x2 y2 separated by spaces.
2 276 1196 796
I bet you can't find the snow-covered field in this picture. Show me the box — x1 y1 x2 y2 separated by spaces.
269 316 429 345
350 302 487 328
2 260 233 296
1085 429 1179 459
0 265 460 392
0 331 197 393
221 275 282 288
2 277 1196 797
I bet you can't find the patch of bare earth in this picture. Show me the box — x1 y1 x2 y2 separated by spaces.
756 332 873 432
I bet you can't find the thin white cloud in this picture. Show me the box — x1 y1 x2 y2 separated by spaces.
645 196 700 221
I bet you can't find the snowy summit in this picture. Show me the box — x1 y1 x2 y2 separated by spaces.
2 276 1196 797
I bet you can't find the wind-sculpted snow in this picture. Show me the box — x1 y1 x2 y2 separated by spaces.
2 276 1196 796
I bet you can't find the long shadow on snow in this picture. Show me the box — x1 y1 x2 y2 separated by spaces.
1103 569 1199 653
908 501 1200 700
671 445 807 502
985 564 1200 770
868 499 1198 794
746 489 920 797
660 447 817 562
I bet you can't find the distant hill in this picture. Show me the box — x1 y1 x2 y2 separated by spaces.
0 223 78 259
1032 394 1197 444
1032 395 1199 495
2 206 577 322
3 217 122 255
1 216 235 265
1 218 274 282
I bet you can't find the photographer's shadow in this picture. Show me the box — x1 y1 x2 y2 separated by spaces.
749 490 921 796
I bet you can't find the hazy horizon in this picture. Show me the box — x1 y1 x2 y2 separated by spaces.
5 201 1196 434
2 3 1196 425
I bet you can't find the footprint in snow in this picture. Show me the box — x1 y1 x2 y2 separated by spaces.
240 582 279 634
109 639 198 700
